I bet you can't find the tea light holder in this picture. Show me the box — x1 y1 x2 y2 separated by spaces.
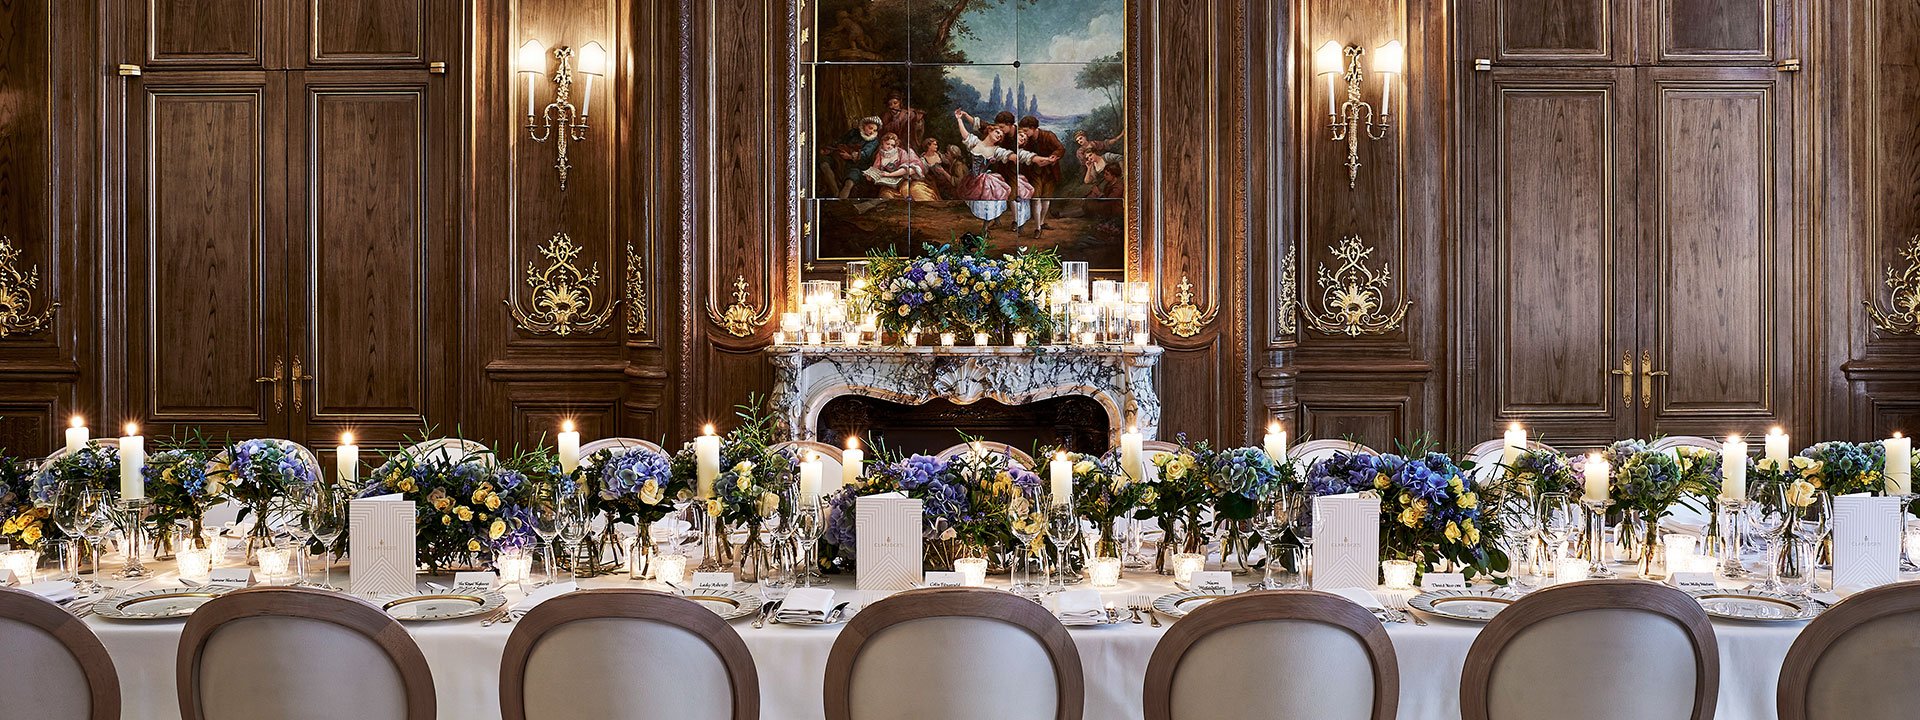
1011 332 1029 346
973 332 989 346
955 557 989 587
498 550 534 586
1381 559 1417 590
652 554 688 586
0 549 38 583
939 332 957 347
805 331 825 346
257 545 293 580
1089 557 1123 588
201 531 230 566
177 548 213 583
1557 558 1590 583
1172 553 1206 584
1663 533 1698 572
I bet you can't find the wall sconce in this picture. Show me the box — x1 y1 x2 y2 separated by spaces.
519 39 606 191
1315 39 1402 189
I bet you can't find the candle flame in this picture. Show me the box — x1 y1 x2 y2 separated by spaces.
1128 425 1138 434
123 422 138 436
1055 450 1068 461
1268 421 1280 434
341 431 355 445
806 451 818 462
1727 434 1741 443
1510 422 1522 432
846 436 860 450
69 415 83 428
561 419 575 433
702 423 716 436
1770 426 1785 436
1898 431 1906 440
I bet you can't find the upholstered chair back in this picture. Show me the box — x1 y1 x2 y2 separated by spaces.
1144 590 1397 720
502 589 757 720
0 587 118 720
1779 580 1920 720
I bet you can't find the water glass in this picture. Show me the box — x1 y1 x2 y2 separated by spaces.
1267 545 1306 589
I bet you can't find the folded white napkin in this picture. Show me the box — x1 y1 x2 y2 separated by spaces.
511 581 576 612
1325 587 1385 611
776 587 835 621
22 580 78 604
1055 589 1106 624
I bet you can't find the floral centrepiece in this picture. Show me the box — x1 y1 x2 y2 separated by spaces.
670 399 797 578
1305 448 1510 580
211 439 320 534
582 446 685 531
866 233 1062 339
362 447 542 572
826 446 1039 570
0 455 47 549
1143 437 1214 553
143 448 220 548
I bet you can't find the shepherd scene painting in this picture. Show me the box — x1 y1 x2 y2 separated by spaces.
809 0 1126 271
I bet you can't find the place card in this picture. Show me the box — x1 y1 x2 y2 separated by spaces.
1833 494 1903 589
1312 493 1383 591
350 493 417 596
453 572 496 591
209 568 256 586
0 569 15 586
856 492 925 592
1190 570 1233 593
1420 572 1467 590
1670 572 1717 591
922 571 964 587
692 572 735 590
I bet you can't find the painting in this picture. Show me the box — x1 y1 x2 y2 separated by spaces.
806 0 1127 272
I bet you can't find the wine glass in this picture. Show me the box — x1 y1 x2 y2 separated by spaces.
556 488 589 583
1282 485 1315 582
792 495 825 588
1537 492 1576 572
1047 500 1080 589
1005 483 1047 598
759 489 793 595
307 489 348 590
1249 488 1288 589
1745 491 1787 589
531 485 561 586
53 486 99 592
78 490 116 589
280 484 315 585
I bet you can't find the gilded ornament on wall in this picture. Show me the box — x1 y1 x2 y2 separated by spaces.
1159 276 1214 338
0 236 58 338
625 241 649 335
1278 245 1298 336
1865 235 1920 335
506 231 616 336
718 275 766 337
1300 234 1411 336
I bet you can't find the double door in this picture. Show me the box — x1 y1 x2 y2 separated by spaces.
1461 0 1802 448
121 0 457 444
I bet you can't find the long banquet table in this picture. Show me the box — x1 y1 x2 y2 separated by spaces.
70 558 1836 720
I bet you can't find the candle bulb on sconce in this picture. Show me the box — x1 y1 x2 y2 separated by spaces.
1316 38 1401 188
518 38 606 191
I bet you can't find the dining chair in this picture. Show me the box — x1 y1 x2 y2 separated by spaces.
0 587 119 720
1460 579 1718 720
824 586 1083 720
399 437 493 466
1778 580 1920 720
577 436 670 459
176 587 435 720
1143 590 1397 720
772 440 848 482
501 589 758 720
1286 439 1377 472
934 441 1037 470
1650 436 1724 454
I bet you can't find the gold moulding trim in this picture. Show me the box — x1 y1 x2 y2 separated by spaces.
625 241 649 335
0 236 58 338
718 274 766 337
1158 275 1213 338
1865 235 1920 335
505 231 616 336
1278 244 1299 336
1300 234 1411 337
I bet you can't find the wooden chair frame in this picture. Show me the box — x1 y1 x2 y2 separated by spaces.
501 589 758 720
1460 579 1718 720
824 586 1083 720
176 587 435 720
1777 580 1920 720
577 437 670 462
1143 590 1398 720
0 586 120 720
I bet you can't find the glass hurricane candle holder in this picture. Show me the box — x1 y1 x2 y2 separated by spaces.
202 530 230 567
955 557 989 587
1382 559 1417 590
1089 557 1122 588
0 549 38 583
939 332 956 346
1011 331 1030 346
177 548 213 583
973 332 989 346
1557 558 1590 583
652 554 688 586
257 545 293 581
499 549 534 586
1663 534 1698 573
1172 553 1206 584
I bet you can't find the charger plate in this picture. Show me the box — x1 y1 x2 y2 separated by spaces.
381 591 506 622
1407 588 1525 622
676 587 760 621
93 586 237 620
1152 589 1235 619
1690 588 1817 622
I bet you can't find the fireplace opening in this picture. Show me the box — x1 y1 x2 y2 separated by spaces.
815 395 1112 460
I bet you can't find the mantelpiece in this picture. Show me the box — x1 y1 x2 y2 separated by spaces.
767 345 1164 445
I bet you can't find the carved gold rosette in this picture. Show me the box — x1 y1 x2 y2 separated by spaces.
506 231 616 336
1300 235 1411 336
1865 235 1920 335
0 236 58 338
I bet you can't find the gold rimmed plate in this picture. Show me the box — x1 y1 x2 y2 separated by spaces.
1152 589 1234 619
380 592 506 622
676 588 760 621
1407 588 1524 622
92 586 237 621
1690 588 1816 622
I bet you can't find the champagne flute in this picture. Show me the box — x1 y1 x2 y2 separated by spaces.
1537 492 1576 572
1249 488 1287 589
1047 500 1080 589
1006 483 1046 598
531 485 561 586
308 489 348 590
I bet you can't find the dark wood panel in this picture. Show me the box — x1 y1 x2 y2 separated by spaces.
304 0 427 66
1483 0 1628 64
1865 1 1920 347
139 0 273 67
1159 344 1225 441
0 0 50 264
1655 0 1774 63
126 73 286 436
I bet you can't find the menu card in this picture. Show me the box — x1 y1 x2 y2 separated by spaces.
856 492 924 592
1312 493 1382 591
1832 494 1903 590
351 493 417 596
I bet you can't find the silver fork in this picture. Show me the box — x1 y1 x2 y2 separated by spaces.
1131 594 1161 627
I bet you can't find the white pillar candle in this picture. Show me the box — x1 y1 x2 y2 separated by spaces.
652 554 688 585
1263 422 1288 463
64 416 87 454
1172 553 1206 584
1720 436 1747 502
337 433 360 487
838 437 862 494
1049 452 1074 505
1765 427 1790 463
694 425 721 499
1887 432 1912 495
1382 559 1417 590
1089 557 1122 588
177 548 213 583
119 423 145 501
557 421 581 474
955 557 988 587
798 452 822 500
1582 453 1609 504
1120 427 1144 482
1502 424 1527 467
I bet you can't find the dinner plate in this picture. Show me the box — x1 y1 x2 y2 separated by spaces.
1152 589 1234 619
380 592 507 622
1690 588 1817 622
676 588 760 621
1407 588 1525 623
92 586 237 620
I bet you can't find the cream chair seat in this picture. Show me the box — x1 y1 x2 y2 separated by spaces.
501 589 758 720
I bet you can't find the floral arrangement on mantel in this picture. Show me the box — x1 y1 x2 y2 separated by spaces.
865 233 1061 339
361 445 548 573
1306 443 1512 581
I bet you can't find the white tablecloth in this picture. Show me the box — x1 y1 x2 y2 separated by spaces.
73 561 1814 720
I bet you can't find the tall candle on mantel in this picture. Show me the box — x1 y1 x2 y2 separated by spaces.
65 416 88 454
1263 422 1288 463
119 423 145 501
1582 453 1609 505
337 432 360 487
694 424 721 499
557 420 581 475
1720 435 1747 503
1049 452 1073 506
1502 424 1527 467
1120 426 1145 481
1765 427 1790 463
838 437 863 495
1887 432 1912 495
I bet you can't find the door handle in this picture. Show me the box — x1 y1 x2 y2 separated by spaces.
1639 351 1669 409
255 357 285 412
291 357 315 411
1607 352 1633 405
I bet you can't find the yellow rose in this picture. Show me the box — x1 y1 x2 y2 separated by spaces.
441 514 452 525
639 480 664 505
1139 487 1158 506
1785 480 1818 507
489 519 507 539
1074 461 1094 475
21 525 41 545
736 475 750 491
467 539 481 552
1448 477 1463 491
1445 521 1462 543
733 460 755 474
471 484 492 504
705 499 723 517
1757 457 1781 473
454 506 474 521
758 492 781 517
398 478 417 493
1464 521 1481 545
1374 474 1391 490
1457 492 1479 509
486 495 501 510
1398 507 1420 528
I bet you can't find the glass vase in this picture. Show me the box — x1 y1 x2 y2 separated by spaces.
735 523 772 582
1637 519 1668 580
697 512 734 573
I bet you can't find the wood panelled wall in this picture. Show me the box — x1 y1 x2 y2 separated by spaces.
0 0 1912 456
